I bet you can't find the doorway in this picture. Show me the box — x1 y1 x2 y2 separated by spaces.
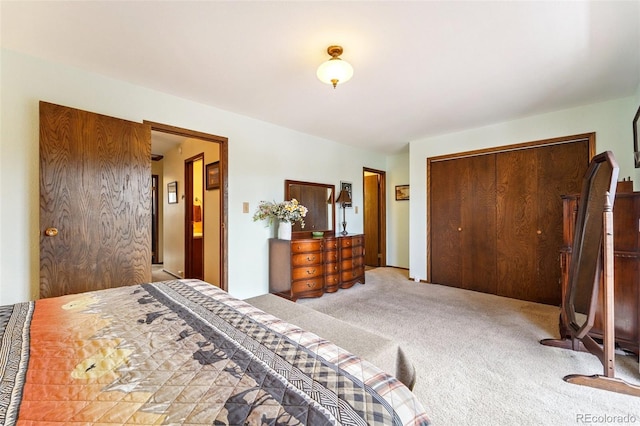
363 168 386 267
148 121 228 291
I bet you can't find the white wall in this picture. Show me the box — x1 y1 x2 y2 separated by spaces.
385 151 410 268
0 49 386 304
409 96 640 283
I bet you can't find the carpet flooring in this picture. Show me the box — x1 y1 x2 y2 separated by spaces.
297 267 640 426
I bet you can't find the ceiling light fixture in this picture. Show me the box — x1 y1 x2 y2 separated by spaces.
316 45 353 89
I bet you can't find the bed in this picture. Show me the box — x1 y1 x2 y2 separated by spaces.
0 279 430 425
245 293 417 390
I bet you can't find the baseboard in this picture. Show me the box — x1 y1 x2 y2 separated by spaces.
163 269 183 279
372 265 425 283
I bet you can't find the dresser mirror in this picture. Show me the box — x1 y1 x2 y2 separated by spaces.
284 180 336 236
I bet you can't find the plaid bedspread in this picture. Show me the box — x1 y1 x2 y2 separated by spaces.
0 279 430 425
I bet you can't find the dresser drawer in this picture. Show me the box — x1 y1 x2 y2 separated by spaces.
341 259 354 270
341 246 363 260
292 265 323 281
324 262 339 275
341 268 361 282
291 240 323 253
292 277 324 293
292 252 322 267
324 238 338 250
325 274 340 292
340 237 355 248
324 250 338 263
325 274 339 286
351 236 364 247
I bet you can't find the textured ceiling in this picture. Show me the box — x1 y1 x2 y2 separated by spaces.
2 1 638 154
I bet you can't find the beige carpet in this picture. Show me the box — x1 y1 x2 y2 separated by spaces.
297 267 640 426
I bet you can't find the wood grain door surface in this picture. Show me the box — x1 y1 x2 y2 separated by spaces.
430 138 590 305
430 154 497 293
40 102 151 298
496 142 588 304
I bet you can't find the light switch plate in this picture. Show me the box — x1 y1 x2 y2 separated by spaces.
242 202 249 213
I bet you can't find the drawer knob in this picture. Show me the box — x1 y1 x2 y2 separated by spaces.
307 256 315 261
307 269 316 274
307 281 313 288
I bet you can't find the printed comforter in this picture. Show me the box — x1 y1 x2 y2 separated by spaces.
0 279 430 425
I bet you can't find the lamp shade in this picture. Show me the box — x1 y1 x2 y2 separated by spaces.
336 189 352 204
317 58 354 88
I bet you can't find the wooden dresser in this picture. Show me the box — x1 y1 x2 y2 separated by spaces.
269 234 365 301
560 189 640 354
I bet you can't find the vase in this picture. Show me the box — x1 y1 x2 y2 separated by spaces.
278 221 292 240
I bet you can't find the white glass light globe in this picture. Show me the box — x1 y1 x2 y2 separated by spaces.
316 58 354 88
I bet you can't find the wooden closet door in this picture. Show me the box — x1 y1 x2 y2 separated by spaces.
496 141 589 304
40 102 152 298
431 154 497 293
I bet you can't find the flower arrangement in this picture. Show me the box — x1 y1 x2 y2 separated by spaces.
253 198 308 227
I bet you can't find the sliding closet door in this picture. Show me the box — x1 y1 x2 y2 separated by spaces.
496 141 589 304
429 134 592 305
430 154 497 293
40 101 152 298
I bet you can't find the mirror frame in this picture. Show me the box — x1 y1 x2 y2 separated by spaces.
284 179 336 238
562 151 619 339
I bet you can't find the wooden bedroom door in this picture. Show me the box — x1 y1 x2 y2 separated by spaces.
430 154 498 293
40 101 152 298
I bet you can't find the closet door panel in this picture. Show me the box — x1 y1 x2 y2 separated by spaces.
496 150 540 301
430 155 497 292
430 160 464 287
496 141 589 304
533 142 589 304
461 154 497 293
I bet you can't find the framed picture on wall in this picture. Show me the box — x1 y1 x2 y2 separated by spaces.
395 184 409 201
340 181 353 208
167 181 178 204
206 161 220 190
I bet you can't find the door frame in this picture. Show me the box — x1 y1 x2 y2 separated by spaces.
426 132 595 283
363 167 387 267
145 121 229 291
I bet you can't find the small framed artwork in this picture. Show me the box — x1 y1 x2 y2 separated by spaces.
395 184 410 201
340 181 353 208
167 181 178 204
633 104 640 168
206 161 220 190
